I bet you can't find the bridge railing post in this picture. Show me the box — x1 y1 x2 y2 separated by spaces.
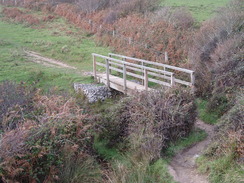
93 54 97 81
106 59 110 88
123 63 127 94
144 69 148 91
190 72 195 93
142 61 144 85
171 73 175 87
109 54 112 74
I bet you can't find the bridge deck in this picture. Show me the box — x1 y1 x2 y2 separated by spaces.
96 73 151 95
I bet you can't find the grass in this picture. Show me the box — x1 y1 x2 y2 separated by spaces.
160 0 230 22
93 127 208 183
165 128 207 158
197 153 244 183
196 99 219 124
0 6 110 92
93 137 123 161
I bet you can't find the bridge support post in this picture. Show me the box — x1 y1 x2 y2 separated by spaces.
171 74 175 87
190 72 195 94
144 69 148 91
106 59 110 88
142 61 144 85
123 63 127 94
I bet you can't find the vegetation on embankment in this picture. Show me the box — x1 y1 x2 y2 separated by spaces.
0 0 243 182
197 92 244 183
0 81 197 182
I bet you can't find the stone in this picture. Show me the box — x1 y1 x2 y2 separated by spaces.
74 83 112 103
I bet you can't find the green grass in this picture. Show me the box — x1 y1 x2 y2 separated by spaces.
197 153 244 183
165 128 207 158
196 99 219 124
93 137 123 161
0 7 110 92
93 127 207 183
160 0 230 22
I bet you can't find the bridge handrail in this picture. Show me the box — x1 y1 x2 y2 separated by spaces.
93 53 174 76
108 53 194 74
92 53 176 90
108 53 195 87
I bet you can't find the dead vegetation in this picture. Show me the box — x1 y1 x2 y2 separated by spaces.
190 0 244 105
0 82 197 182
0 0 243 182
197 92 244 183
98 87 197 159
0 82 101 182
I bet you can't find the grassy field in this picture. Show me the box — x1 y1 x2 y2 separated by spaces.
160 0 230 22
0 6 110 92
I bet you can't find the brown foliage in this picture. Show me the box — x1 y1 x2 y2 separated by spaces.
207 92 244 160
189 0 244 98
99 87 197 160
0 92 97 182
2 7 40 25
0 81 35 131
2 0 194 67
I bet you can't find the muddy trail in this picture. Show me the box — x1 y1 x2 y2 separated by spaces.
24 50 77 69
168 120 215 183
24 50 94 76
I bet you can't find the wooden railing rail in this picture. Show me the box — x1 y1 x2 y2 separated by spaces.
92 53 175 91
108 53 195 87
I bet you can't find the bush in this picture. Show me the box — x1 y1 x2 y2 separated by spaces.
2 7 40 25
0 81 35 132
98 87 196 183
0 93 101 182
190 0 244 99
99 87 197 160
197 92 244 183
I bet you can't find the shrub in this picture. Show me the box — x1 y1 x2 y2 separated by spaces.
197 92 244 183
99 87 197 160
2 7 40 25
99 87 196 183
0 94 101 182
190 0 244 98
0 81 34 132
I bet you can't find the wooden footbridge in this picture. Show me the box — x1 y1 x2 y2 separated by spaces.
92 53 195 95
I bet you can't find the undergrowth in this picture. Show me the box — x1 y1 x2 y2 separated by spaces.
197 92 244 183
196 99 219 124
165 128 207 158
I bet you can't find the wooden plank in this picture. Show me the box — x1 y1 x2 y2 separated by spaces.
108 53 194 74
106 59 110 87
148 78 171 87
108 53 194 87
175 79 191 86
171 74 175 86
123 64 127 93
110 66 123 73
96 74 152 95
94 54 191 89
110 64 178 86
144 69 148 91
93 53 173 76
93 55 96 80
96 62 106 67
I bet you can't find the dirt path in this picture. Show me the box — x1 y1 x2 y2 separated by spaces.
24 50 77 69
168 120 215 183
